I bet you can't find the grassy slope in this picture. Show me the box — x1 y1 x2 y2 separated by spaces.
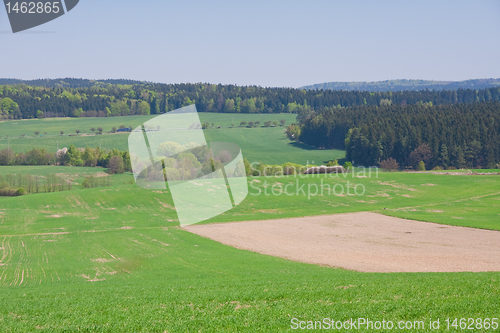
0 113 297 139
0 114 344 165
0 172 499 331
0 114 499 331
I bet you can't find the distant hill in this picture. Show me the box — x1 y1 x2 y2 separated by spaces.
300 79 500 92
0 78 146 88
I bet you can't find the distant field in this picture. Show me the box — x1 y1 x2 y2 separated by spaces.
0 113 297 138
0 165 103 177
0 171 499 331
0 113 344 165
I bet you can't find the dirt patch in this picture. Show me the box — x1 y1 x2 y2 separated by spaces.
184 212 500 273
92 258 113 263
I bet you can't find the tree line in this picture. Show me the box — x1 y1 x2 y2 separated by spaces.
0 146 131 174
0 173 112 197
296 101 500 170
1 82 500 119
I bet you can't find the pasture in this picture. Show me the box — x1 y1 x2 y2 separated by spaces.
0 114 344 165
0 114 499 331
0 172 499 331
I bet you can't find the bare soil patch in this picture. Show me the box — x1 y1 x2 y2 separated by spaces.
184 212 500 272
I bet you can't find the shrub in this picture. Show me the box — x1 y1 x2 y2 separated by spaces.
239 121 246 127
447 166 457 170
417 161 426 171
264 121 272 127
248 121 254 128
16 188 25 196
108 155 125 174
432 166 444 171
282 162 304 175
81 177 91 189
343 161 353 170
285 124 301 140
326 160 339 167
379 158 400 171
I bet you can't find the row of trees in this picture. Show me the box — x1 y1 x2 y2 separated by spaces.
296 101 500 169
0 173 73 196
0 146 131 174
0 172 113 197
2 82 500 119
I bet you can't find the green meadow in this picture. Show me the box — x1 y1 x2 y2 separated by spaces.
0 114 499 331
0 114 343 165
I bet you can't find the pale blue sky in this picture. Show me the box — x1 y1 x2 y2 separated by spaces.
1 0 499 87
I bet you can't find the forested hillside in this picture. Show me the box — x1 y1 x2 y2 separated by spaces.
301 78 500 92
297 102 500 169
1 80 500 119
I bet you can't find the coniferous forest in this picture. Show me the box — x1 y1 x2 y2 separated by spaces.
298 102 500 169
1 79 500 170
1 80 500 119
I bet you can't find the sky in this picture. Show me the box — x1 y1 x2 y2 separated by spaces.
1 0 499 88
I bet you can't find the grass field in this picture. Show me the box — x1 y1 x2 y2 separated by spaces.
0 114 499 331
0 172 499 331
0 114 344 165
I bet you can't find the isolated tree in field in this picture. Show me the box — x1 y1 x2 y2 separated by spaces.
264 121 272 127
248 121 254 128
97 127 103 135
108 155 125 174
112 127 116 133
280 119 286 126
417 161 426 171
60 131 64 136
255 121 260 127
239 121 246 127
379 158 400 171
34 131 40 136
272 120 278 127
91 128 95 134
75 130 80 135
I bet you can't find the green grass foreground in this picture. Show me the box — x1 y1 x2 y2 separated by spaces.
0 170 499 331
